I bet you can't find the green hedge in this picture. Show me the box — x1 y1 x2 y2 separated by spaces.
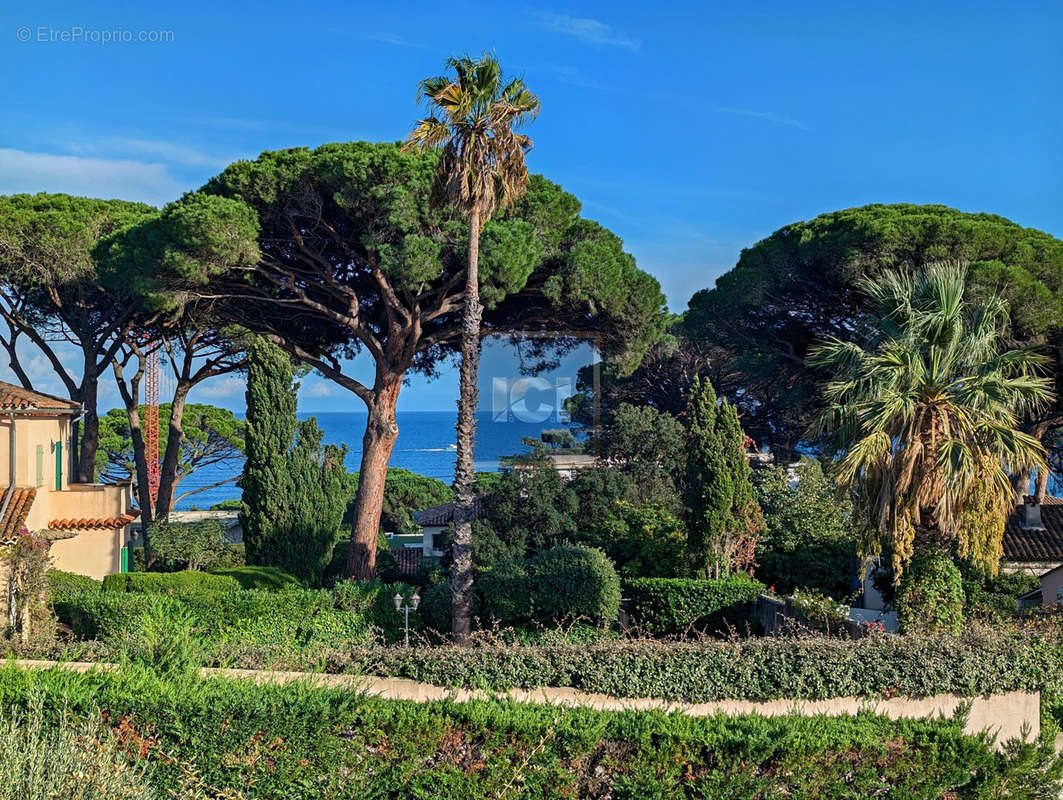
101 570 241 596
0 665 1056 799
317 632 1059 703
527 544 620 623
57 580 417 650
209 565 302 590
624 575 764 635
46 569 100 605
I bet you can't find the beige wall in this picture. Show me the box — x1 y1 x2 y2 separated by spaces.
1041 569 1063 607
0 414 72 491
49 528 124 580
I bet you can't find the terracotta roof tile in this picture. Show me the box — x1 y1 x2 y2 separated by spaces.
0 487 36 544
47 510 140 532
393 547 423 576
0 381 80 412
413 495 486 527
1004 498 1063 563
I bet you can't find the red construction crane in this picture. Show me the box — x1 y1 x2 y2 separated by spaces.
145 345 160 510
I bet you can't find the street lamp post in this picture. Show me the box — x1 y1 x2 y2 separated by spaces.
393 591 421 647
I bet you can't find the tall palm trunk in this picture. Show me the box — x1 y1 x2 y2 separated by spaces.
451 206 482 642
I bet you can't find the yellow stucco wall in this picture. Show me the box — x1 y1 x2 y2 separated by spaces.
0 413 132 579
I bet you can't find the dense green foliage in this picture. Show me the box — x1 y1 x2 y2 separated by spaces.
474 466 681 573
752 458 856 596
242 338 349 586
95 403 244 503
46 569 100 605
684 376 761 577
101 570 241 597
625 576 765 636
601 402 686 478
208 565 302 590
57 579 414 650
318 631 1058 702
961 565 1038 620
526 544 621 624
144 518 236 572
684 203 1063 452
897 555 966 635
3 666 1058 799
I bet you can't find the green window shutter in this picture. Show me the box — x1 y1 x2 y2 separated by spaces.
54 440 62 491
35 445 43 487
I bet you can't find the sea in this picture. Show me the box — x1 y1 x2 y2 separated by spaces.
175 411 569 510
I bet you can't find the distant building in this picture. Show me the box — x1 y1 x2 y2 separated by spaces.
0 382 138 579
413 495 487 558
1001 496 1063 575
504 453 599 480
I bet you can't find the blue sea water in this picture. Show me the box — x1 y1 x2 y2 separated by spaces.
174 411 569 510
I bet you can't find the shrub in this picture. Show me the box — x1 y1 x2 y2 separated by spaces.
0 665 1057 799
148 518 232 571
419 581 453 633
46 569 100 605
102 570 241 597
962 564 1037 620
625 575 764 636
528 544 620 624
328 629 1060 702
478 558 532 626
897 554 965 635
209 565 302 590
0 693 156 799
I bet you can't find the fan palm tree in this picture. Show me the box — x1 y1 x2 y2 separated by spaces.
405 54 540 640
809 262 1052 580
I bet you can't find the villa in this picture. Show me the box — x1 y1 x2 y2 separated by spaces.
0 382 138 580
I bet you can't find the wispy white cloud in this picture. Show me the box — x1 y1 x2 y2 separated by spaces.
531 11 640 51
716 107 810 131
0 148 183 206
300 379 342 399
361 31 425 48
74 138 233 169
194 376 246 400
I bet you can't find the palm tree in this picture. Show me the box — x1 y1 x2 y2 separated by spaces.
809 262 1052 582
405 54 540 640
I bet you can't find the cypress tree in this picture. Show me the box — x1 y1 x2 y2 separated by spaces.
683 376 761 578
241 338 347 586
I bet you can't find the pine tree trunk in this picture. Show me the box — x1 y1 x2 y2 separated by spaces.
75 363 99 483
154 383 190 517
346 372 403 580
451 206 483 643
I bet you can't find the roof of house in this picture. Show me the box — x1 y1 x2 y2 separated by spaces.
393 547 423 576
0 382 80 413
413 495 486 527
1003 497 1063 563
47 511 140 531
0 487 36 544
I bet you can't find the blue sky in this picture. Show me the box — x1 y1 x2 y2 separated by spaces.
1 0 1060 413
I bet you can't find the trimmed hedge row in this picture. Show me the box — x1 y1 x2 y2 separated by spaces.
56 579 416 648
624 575 765 635
46 569 100 605
317 632 1060 702
0 665 1056 799
101 571 241 596
477 544 622 627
